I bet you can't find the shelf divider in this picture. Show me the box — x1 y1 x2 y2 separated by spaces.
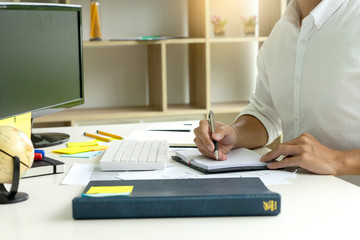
189 43 209 110
188 0 207 38
148 44 167 112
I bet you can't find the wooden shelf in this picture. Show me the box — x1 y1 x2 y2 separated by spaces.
209 37 267 43
82 36 267 48
34 107 162 123
83 38 206 47
33 0 286 127
34 104 208 124
33 102 250 125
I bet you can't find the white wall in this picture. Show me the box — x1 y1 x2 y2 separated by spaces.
70 0 259 109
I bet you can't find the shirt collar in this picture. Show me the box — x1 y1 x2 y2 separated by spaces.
310 0 346 29
283 0 347 29
283 0 302 28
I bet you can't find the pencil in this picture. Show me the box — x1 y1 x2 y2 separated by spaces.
84 132 111 142
96 130 123 140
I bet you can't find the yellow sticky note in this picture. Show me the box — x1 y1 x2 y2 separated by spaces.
87 186 134 194
0 117 16 128
0 112 31 139
52 145 108 154
14 112 31 139
67 139 99 148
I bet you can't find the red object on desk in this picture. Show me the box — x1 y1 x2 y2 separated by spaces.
34 153 43 161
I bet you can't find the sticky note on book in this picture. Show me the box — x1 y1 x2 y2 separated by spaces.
82 186 134 198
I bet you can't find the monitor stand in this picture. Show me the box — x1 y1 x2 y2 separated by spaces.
31 132 70 148
30 117 70 148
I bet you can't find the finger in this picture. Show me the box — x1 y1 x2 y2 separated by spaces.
197 147 217 160
218 151 228 161
266 155 302 169
212 122 226 142
193 136 212 155
194 119 214 151
193 138 227 161
261 144 302 162
193 135 219 160
284 133 316 146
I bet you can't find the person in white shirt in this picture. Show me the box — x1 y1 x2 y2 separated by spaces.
193 0 360 175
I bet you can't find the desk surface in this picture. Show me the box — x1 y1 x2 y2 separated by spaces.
2 122 360 240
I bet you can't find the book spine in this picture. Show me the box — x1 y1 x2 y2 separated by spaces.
73 194 280 219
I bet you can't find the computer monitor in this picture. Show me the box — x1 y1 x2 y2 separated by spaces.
0 3 84 148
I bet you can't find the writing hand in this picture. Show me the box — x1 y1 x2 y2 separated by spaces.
193 119 236 161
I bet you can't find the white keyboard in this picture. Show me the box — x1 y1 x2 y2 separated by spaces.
99 139 169 171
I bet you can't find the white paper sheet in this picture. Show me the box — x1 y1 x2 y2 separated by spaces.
61 163 95 185
61 161 297 186
117 161 296 185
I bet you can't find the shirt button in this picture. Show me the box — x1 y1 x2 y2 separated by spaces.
300 39 307 45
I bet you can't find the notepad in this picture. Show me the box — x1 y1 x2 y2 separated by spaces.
173 148 268 173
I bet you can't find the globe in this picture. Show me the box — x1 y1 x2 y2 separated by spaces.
0 126 34 183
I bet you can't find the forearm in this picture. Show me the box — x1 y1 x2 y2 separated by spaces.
231 115 268 149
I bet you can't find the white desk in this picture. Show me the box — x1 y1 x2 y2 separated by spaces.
2 122 360 240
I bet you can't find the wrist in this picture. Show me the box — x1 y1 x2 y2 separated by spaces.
230 124 243 149
334 149 360 176
231 115 268 149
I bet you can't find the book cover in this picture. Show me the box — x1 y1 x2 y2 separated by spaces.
22 157 65 178
173 148 268 173
72 178 281 219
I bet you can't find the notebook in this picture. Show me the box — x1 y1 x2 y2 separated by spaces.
22 157 65 178
173 148 268 173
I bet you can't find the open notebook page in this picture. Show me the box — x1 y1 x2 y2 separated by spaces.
175 148 266 171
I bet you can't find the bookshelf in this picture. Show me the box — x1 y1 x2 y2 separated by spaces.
33 0 287 127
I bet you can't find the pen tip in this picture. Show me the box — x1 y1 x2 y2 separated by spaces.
215 151 219 161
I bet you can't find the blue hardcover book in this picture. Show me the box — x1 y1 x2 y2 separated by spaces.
72 177 280 219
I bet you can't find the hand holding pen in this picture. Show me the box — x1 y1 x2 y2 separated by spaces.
194 112 236 161
208 110 219 160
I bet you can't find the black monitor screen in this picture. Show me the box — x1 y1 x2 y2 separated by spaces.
0 3 84 147
0 3 84 120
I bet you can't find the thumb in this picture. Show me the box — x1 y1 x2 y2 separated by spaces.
212 125 226 141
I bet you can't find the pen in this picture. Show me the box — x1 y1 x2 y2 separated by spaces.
84 132 111 142
208 110 219 160
148 129 191 132
96 130 123 140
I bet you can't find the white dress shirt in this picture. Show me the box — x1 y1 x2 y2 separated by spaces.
239 0 360 150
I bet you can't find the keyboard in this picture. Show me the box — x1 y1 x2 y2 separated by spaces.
99 139 169 171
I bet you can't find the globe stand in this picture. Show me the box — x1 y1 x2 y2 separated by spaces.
0 156 29 204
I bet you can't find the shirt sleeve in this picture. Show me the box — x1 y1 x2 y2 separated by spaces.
236 48 282 146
